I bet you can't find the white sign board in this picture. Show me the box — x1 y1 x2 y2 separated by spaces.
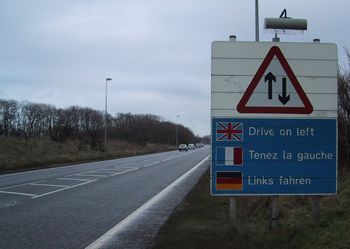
211 41 338 118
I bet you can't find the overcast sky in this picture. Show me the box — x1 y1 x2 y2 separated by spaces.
0 0 349 136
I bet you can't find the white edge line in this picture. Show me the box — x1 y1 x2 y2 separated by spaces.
0 190 38 197
31 180 97 199
85 154 210 249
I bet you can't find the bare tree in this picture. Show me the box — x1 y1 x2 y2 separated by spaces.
338 73 350 170
0 99 18 137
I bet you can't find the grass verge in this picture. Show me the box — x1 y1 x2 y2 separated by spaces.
152 169 350 249
0 137 175 172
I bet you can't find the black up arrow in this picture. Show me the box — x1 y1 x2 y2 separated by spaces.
279 77 290 105
264 72 276 100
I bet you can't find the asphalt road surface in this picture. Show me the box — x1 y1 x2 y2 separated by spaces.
0 147 210 249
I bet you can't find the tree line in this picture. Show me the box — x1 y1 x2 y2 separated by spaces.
0 99 199 148
3 65 348 169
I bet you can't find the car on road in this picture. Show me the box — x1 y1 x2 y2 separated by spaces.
187 144 195 150
178 144 188 151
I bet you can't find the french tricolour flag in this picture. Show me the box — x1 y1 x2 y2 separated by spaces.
216 147 243 166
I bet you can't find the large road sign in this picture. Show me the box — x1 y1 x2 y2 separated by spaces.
211 118 336 195
211 41 338 195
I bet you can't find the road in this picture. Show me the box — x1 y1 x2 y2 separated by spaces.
0 147 210 249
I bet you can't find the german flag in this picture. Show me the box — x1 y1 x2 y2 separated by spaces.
216 171 243 190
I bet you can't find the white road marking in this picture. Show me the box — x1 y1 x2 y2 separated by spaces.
0 150 177 178
31 180 97 199
114 162 135 167
110 168 138 176
86 155 210 249
144 161 161 167
0 182 32 190
111 167 138 171
74 174 107 177
0 161 103 178
90 169 121 172
161 158 175 163
58 178 92 182
29 183 69 188
0 150 207 200
0 190 38 197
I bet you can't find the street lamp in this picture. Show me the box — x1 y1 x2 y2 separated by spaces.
104 77 112 145
175 115 179 146
192 125 195 143
255 0 259 42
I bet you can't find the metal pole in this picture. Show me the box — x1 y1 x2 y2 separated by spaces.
175 123 178 146
104 78 112 145
270 196 279 230
267 34 280 230
310 38 321 220
255 0 259 41
192 126 195 143
229 197 237 232
175 115 179 146
311 196 320 219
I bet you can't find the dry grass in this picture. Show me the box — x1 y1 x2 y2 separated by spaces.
152 169 350 249
0 137 175 172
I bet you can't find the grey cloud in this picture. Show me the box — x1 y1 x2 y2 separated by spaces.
1 0 349 136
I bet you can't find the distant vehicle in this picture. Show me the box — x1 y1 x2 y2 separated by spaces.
178 144 188 151
188 144 195 150
195 143 201 148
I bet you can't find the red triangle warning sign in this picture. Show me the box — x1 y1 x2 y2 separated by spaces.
237 46 313 114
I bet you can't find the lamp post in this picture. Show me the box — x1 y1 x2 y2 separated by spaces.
104 77 112 145
255 0 259 42
175 115 179 146
192 125 195 143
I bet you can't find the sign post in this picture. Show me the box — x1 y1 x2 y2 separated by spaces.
229 197 236 231
211 40 338 228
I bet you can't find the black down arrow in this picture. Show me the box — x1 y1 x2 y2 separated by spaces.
279 77 290 105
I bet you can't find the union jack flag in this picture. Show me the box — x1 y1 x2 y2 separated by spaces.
216 122 243 141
